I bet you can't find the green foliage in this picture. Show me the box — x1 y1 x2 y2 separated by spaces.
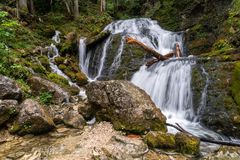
47 73 69 87
39 91 53 105
231 62 240 106
212 39 232 51
0 11 19 45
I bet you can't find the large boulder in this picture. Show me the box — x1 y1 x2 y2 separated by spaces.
0 100 19 126
0 75 22 101
10 99 55 135
28 76 70 104
86 80 167 134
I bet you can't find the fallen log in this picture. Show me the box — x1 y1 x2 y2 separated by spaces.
166 123 240 147
126 37 166 60
126 37 175 67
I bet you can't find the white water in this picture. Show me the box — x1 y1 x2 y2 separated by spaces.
94 36 113 80
109 36 125 75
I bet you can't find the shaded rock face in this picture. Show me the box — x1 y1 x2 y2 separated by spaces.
0 75 22 101
10 99 55 135
0 100 19 126
192 59 240 137
86 80 167 134
28 76 70 104
86 34 148 80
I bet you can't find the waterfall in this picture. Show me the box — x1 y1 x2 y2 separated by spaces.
79 18 185 80
79 18 229 141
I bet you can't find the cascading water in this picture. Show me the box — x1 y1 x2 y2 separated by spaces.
79 18 230 142
47 31 87 99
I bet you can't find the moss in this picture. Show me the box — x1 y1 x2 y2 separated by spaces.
54 56 65 65
38 55 50 69
9 122 21 134
47 73 69 87
231 62 240 106
75 72 88 86
144 131 175 149
175 132 200 155
58 64 67 70
16 79 31 98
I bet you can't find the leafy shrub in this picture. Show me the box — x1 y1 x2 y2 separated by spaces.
39 91 53 105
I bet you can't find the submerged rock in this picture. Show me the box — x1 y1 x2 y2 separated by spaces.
86 80 167 134
10 99 55 135
0 100 19 126
175 132 200 155
28 76 70 104
0 75 22 101
144 131 175 149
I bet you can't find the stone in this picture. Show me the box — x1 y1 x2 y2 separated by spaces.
0 75 22 101
144 131 175 149
175 132 200 155
0 100 19 126
63 105 86 129
77 101 94 120
28 76 70 104
101 135 148 159
10 99 55 135
86 80 167 134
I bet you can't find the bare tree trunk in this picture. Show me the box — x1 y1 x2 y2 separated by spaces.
73 0 79 17
100 0 106 12
63 0 71 14
19 0 28 10
16 0 20 18
27 0 35 14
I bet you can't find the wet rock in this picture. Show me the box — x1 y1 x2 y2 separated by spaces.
97 34 147 80
192 59 240 137
86 80 167 134
0 75 22 101
144 131 175 149
28 76 70 104
10 99 55 135
63 105 86 129
175 132 200 155
0 100 19 126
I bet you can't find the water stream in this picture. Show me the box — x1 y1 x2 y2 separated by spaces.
47 31 87 99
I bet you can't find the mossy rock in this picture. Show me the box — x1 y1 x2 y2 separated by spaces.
144 131 175 149
47 73 69 87
175 132 200 155
75 72 88 86
54 56 65 65
58 64 67 70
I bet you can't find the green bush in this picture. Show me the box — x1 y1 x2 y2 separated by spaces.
39 91 53 105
